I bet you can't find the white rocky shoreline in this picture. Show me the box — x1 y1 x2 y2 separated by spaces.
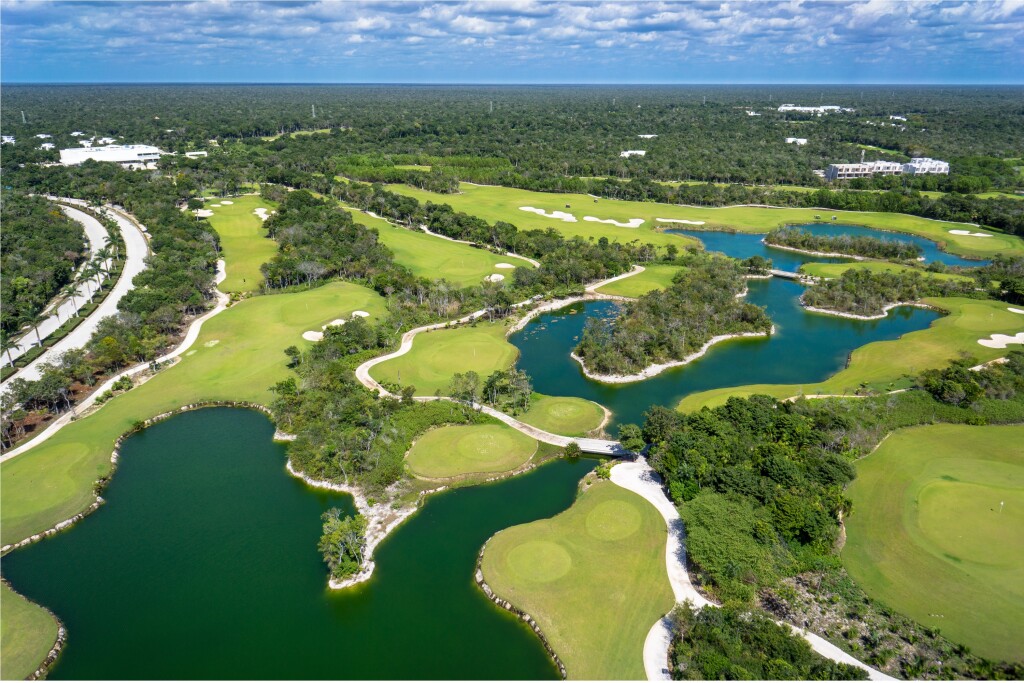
801 300 940 321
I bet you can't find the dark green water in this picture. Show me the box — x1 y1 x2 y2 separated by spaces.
3 408 595 679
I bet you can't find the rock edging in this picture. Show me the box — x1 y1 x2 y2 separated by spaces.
474 542 568 679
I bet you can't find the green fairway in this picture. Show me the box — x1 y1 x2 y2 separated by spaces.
372 321 518 396
0 583 58 680
798 261 975 283
390 183 1024 259
1 281 387 547
405 423 537 480
204 195 278 292
595 264 684 298
519 396 606 437
678 297 1024 410
480 479 673 680
341 206 534 287
843 424 1024 663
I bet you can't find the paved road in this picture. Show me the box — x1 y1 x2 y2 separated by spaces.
2 203 150 387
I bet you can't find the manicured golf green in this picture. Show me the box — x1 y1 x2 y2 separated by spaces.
678 296 1024 410
405 423 537 480
390 183 1024 259
0 583 58 680
843 424 1024 663
519 396 606 437
595 264 683 298
341 206 534 287
798 261 975 283
372 321 518 396
1 281 387 547
204 195 278 292
480 480 673 680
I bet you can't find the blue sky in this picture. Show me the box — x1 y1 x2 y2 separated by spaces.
2 0 1022 84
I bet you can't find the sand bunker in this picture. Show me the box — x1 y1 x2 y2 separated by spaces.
210 203 222 208
193 209 214 218
583 216 645 228
352 310 370 318
949 229 991 237
656 218 706 225
325 319 348 328
254 207 272 221
485 274 505 282
519 206 577 222
495 263 515 269
220 200 234 205
1009 307 1024 315
303 311 371 341
977 332 1024 349
302 331 324 342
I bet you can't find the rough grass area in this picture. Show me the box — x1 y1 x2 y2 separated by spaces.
204 195 278 292
480 479 673 680
799 261 975 283
595 264 684 298
678 297 1023 410
372 321 518 396
389 183 1024 259
341 206 534 287
519 395 606 437
843 424 1024 663
1 281 387 547
0 583 58 680
405 423 537 480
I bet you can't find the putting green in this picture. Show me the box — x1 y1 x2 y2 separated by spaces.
678 297 1023 411
843 424 1024 662
405 423 537 480
372 321 518 396
340 206 534 287
204 195 278 292
519 395 605 437
0 583 58 680
595 264 684 298
799 261 975 283
481 480 673 680
1 281 387 547
390 183 1024 259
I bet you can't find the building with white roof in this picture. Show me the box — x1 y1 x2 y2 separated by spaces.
40 142 55 150
778 104 852 115
785 137 808 145
620 150 646 158
1 136 15 145
59 144 166 169
71 131 85 136
637 134 658 139
825 160 904 181
34 133 52 139
902 158 949 175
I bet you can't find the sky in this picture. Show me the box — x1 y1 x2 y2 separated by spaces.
1 0 1022 84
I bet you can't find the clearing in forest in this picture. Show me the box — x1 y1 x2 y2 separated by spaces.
595 264 684 298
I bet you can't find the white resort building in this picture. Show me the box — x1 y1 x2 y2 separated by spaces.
778 104 852 115
785 137 808 145
902 157 949 175
620 150 647 158
59 144 166 169
825 157 949 181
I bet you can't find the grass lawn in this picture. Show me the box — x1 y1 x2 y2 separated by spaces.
595 264 683 298
405 423 537 480
341 206 534 287
519 395 606 437
843 424 1024 663
1 281 387 548
372 321 518 396
0 583 58 680
204 195 278 292
394 164 432 171
480 479 673 680
678 297 1024 411
389 183 1024 260
798 261 975 283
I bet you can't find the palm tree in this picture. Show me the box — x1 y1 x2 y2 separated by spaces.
63 284 80 315
0 331 16 367
81 264 99 302
21 312 47 347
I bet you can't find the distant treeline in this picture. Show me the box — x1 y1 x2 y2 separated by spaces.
802 268 978 317
765 226 923 261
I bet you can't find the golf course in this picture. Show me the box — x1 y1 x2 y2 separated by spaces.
202 195 278 292
480 479 674 680
518 395 606 437
798 261 976 283
594 263 684 298
405 423 537 480
843 423 1024 663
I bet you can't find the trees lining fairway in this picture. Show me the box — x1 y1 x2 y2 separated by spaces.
202 195 278 293
480 479 673 680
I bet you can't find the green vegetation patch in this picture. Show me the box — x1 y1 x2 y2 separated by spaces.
204 194 278 292
1 281 387 546
481 480 673 680
518 395 605 437
595 264 684 298
0 583 59 681
843 423 1024 662
372 321 518 396
799 261 974 283
405 423 537 480
341 206 534 287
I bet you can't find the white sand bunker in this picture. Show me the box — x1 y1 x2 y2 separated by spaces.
485 274 505 282
209 203 222 208
303 311 371 340
1009 307 1024 315
193 209 214 218
949 229 991 237
220 200 234 205
977 332 1024 349
520 206 577 222
657 217 706 225
583 216 645 228
254 207 272 221
325 319 348 328
352 310 370 318
204 340 220 347
302 331 323 342
495 263 515 269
